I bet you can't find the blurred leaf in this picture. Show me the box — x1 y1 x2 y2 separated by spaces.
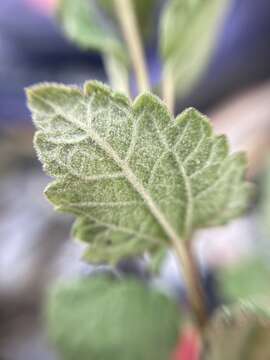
218 161 270 303
160 0 230 98
219 256 270 302
201 303 270 360
260 159 270 239
57 0 128 91
47 276 181 360
27 81 252 264
57 0 157 91
58 0 125 59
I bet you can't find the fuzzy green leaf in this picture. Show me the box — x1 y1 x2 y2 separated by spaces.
160 0 230 97
57 0 126 61
27 81 252 264
47 276 181 360
201 303 270 360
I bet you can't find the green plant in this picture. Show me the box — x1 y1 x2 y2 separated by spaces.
26 1 269 359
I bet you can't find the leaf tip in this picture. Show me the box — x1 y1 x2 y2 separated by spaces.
26 82 82 110
84 80 110 96
181 107 208 122
133 92 172 120
25 83 43 108
84 80 131 106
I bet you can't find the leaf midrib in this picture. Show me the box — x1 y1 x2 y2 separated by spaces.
33 91 183 246
88 127 182 245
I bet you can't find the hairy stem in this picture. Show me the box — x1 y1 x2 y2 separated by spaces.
177 242 208 329
113 0 150 93
162 67 175 114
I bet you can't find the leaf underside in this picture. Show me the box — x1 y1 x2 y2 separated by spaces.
27 81 252 264
201 303 270 360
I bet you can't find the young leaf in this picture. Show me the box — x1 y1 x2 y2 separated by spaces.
57 0 126 61
160 0 230 97
201 303 270 360
57 0 129 92
27 81 252 264
47 276 181 360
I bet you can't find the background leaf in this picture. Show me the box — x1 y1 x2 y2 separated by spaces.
57 0 129 91
58 0 125 59
47 276 181 360
160 0 230 98
201 303 270 360
219 256 270 302
27 81 251 264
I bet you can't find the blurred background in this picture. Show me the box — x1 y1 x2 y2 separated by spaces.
1 0 270 359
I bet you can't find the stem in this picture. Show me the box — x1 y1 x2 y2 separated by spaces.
178 242 208 329
115 0 206 331
113 0 150 93
162 66 175 114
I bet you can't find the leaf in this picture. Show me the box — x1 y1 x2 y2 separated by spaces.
57 0 129 92
201 303 270 360
219 256 270 302
160 0 230 97
57 0 125 60
27 81 252 264
47 276 181 360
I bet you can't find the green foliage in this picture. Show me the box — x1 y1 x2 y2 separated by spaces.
216 161 270 303
57 0 129 92
57 0 125 61
56 0 156 93
219 256 270 302
160 0 229 97
201 303 270 360
47 276 181 360
26 2 258 357
27 81 252 264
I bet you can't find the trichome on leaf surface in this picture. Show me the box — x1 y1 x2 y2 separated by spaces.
25 1 265 359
